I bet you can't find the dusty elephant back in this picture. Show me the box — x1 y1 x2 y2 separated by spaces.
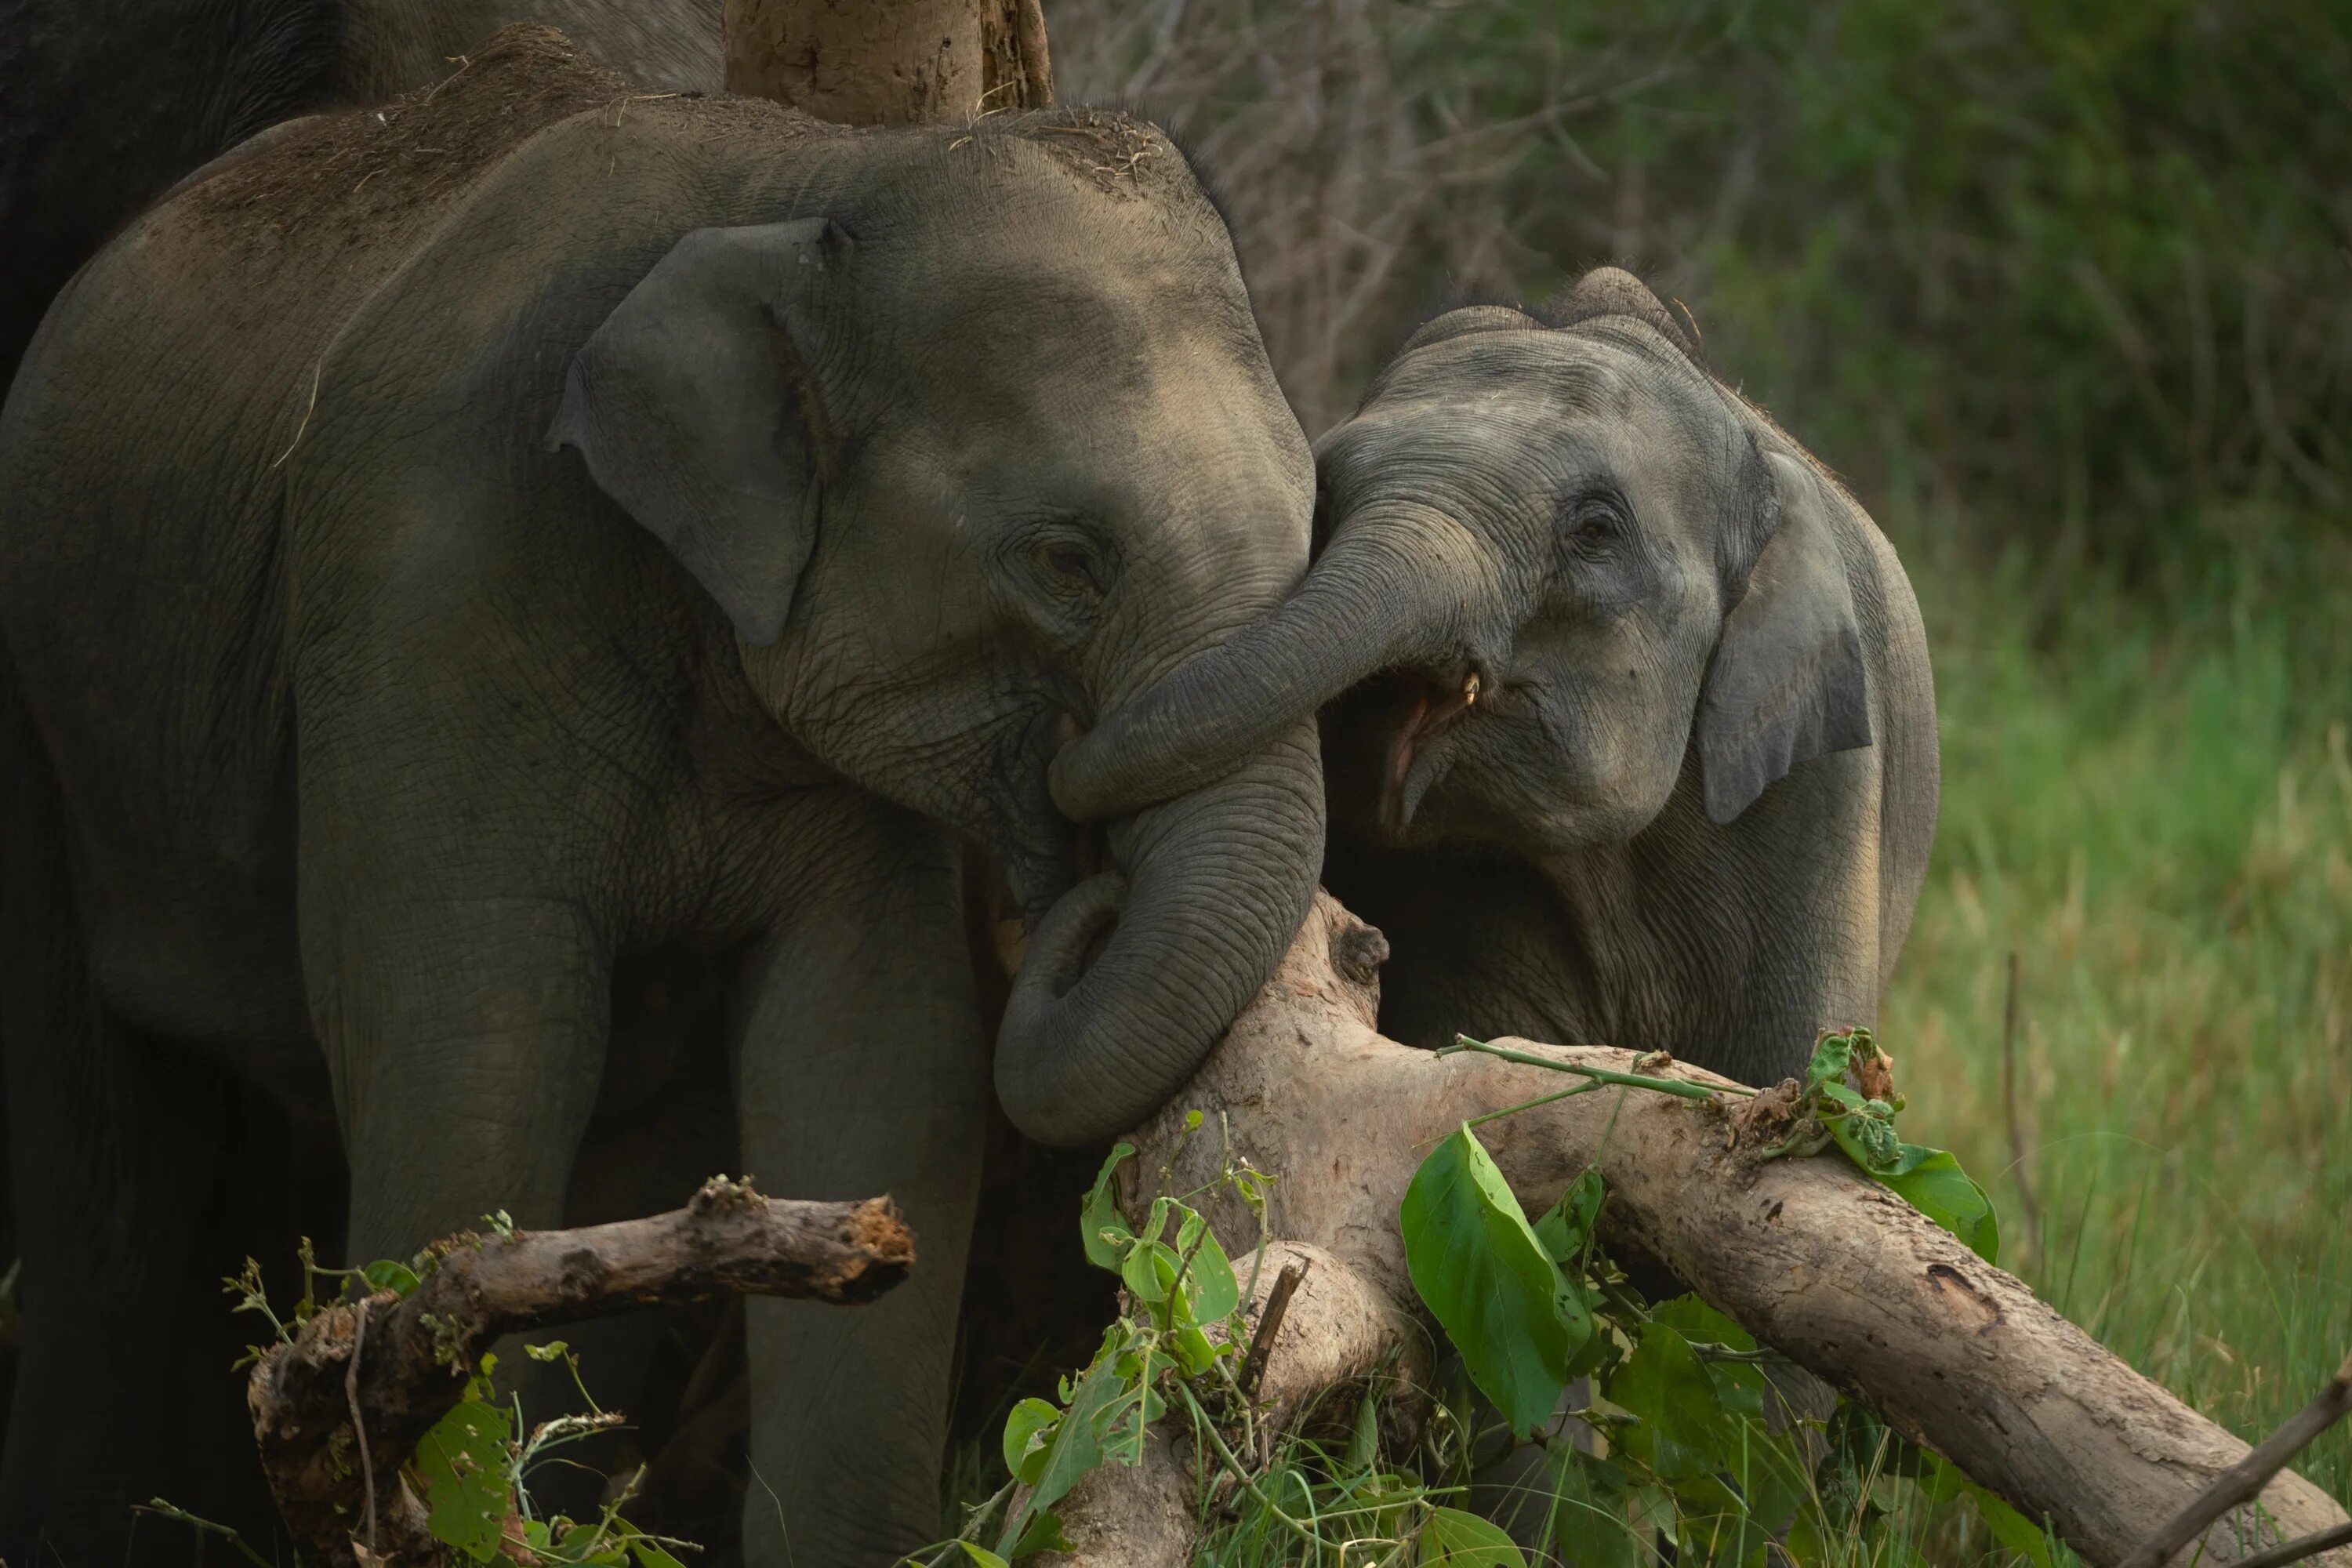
0 26 784 1052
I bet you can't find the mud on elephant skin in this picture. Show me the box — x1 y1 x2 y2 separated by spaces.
0 0 724 395
1054 267 1939 1090
0 28 1321 1564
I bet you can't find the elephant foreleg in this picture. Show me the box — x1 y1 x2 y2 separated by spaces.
734 815 988 1566
306 893 613 1266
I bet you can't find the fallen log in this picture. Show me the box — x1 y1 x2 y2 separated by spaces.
248 1178 911 1564
1047 893 2350 1567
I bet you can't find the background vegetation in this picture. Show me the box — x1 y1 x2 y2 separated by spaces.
1057 0 2352 1510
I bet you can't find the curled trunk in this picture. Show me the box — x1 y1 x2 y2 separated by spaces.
994 723 1326 1147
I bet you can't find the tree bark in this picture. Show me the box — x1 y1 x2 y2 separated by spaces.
249 1180 911 1565
1044 894 2352 1568
721 0 1051 125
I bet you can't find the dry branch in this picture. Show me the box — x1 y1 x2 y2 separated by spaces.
249 1178 911 1563
1047 893 2352 1568
2120 1351 2352 1568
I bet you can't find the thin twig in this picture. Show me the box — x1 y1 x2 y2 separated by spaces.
2001 951 2042 1267
1437 1035 1753 1099
347 1297 377 1556
2117 1348 2352 1568
268 356 325 470
2226 1520 2352 1568
1238 1260 1308 1399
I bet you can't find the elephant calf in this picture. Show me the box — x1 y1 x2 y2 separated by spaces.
1055 269 1939 1088
0 27 1323 1564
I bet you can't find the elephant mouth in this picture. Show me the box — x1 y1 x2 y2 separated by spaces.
1375 661 1486 834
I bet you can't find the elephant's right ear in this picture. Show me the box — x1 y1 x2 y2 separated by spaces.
549 219 850 646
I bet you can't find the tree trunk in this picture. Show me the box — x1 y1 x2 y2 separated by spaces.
1044 894 2352 1568
722 0 1051 125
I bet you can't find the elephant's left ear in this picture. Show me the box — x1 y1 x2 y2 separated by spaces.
1694 449 1873 825
549 218 851 646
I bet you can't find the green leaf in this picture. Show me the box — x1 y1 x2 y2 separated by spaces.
361 1258 422 1297
1080 1145 1136 1270
1803 1031 1857 1096
1401 1126 1587 1439
1605 1322 1727 1483
1120 1240 1178 1305
1170 1324 1218 1377
1871 1145 2002 1263
960 1544 1011 1568
1419 1504 1529 1566
994 1341 1123 1556
412 1391 514 1560
1548 1450 1639 1568
1173 1207 1240 1323
1001 1397 1062 1486
630 1544 691 1568
523 1340 569 1363
1825 1097 1903 1171
1008 1507 1075 1560
1531 1169 1606 1269
1915 1453 2056 1567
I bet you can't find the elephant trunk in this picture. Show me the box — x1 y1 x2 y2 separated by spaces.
1051 514 1475 823
995 721 1324 1148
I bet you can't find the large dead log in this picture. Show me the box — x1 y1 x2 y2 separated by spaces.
249 1179 911 1565
1046 894 2351 1568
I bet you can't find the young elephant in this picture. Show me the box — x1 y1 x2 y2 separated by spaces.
1053 269 1938 1088
0 29 1321 1564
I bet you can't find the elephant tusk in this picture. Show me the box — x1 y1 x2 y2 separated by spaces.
1464 670 1480 706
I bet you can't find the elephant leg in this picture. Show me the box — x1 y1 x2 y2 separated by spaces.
736 820 987 1566
306 891 612 1267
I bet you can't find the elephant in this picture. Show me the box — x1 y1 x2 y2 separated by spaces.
1052 268 1939 1090
0 27 1323 1565
0 0 721 395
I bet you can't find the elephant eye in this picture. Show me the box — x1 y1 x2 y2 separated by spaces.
1563 494 1628 559
1044 543 1103 593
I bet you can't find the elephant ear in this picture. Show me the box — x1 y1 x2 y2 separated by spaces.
1695 449 1872 825
549 218 851 646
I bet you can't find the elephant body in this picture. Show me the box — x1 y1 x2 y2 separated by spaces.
1057 269 1938 1088
0 27 1322 1563
0 0 721 394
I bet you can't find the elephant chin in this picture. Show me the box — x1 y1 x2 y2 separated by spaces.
993 723 1324 1148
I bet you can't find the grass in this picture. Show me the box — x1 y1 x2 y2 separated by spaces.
1887 535 2352 1506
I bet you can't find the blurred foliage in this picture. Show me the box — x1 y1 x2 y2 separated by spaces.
1058 0 2352 586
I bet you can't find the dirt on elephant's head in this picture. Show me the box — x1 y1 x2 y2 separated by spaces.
176 24 641 248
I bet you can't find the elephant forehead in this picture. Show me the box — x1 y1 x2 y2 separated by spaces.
1329 334 1733 491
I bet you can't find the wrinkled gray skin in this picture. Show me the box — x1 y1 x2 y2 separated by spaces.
1056 270 1938 1087
0 34 1319 1565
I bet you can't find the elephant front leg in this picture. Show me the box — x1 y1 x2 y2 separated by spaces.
735 821 988 1565
307 893 612 1265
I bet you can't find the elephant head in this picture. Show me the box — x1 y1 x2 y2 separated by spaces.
550 115 1323 1146
1050 267 1872 860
